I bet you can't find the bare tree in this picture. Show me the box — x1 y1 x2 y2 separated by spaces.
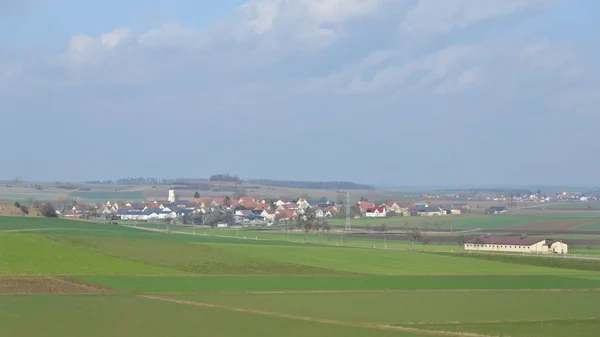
296 207 317 243
407 229 421 250
233 189 247 200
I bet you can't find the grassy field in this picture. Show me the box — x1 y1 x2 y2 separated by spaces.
328 213 600 230
169 291 600 324
75 275 600 293
1 216 600 336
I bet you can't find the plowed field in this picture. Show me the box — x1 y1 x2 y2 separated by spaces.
0 277 115 295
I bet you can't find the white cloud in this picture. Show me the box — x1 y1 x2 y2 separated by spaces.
64 28 133 66
399 0 542 40
2 0 600 184
436 67 480 94
304 0 381 23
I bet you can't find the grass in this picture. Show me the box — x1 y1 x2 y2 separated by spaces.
219 243 591 276
0 294 423 337
328 214 600 229
75 275 600 293
575 220 600 230
173 227 460 251
172 291 600 325
3 215 600 337
53 236 349 276
0 216 120 231
436 252 600 273
0 234 181 276
404 319 600 337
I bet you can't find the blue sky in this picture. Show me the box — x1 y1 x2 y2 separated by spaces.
1 0 599 186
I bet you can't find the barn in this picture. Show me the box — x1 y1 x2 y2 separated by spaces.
464 236 568 254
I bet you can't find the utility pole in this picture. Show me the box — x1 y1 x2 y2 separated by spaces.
344 192 351 232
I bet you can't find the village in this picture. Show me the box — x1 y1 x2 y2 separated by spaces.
59 188 475 226
54 186 600 227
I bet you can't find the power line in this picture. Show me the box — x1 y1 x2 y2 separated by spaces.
344 192 351 232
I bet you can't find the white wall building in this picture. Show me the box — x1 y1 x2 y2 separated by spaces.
464 236 568 254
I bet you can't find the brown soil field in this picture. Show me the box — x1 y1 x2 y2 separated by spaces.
0 277 116 295
0 202 25 216
507 219 594 231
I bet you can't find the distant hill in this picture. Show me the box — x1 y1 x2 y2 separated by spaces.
247 179 375 190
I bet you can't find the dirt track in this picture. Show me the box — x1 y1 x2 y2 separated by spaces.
0 277 116 295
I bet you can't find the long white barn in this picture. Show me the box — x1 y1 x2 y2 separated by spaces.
465 236 568 254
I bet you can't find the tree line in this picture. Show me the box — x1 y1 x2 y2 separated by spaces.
86 177 177 185
247 179 375 190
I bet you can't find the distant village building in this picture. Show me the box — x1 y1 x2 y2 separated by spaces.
486 206 508 215
168 189 176 203
365 207 387 217
464 236 568 254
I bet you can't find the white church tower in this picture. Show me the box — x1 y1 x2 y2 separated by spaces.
168 189 176 203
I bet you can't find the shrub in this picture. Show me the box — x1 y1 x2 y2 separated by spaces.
14 201 21 208
41 204 58 218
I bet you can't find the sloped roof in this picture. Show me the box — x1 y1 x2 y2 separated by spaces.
466 236 544 246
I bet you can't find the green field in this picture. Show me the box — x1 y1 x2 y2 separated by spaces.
1 216 600 337
76 275 600 293
328 214 600 230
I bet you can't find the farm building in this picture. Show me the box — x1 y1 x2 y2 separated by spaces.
117 209 176 221
464 236 568 254
486 206 508 215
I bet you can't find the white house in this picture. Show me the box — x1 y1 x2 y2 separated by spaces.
365 207 387 217
464 236 568 254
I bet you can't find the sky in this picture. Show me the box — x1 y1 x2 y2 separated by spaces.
1 0 599 186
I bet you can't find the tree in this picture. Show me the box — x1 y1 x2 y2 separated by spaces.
422 238 431 247
321 220 332 241
194 191 200 199
14 201 21 208
223 196 232 208
457 235 466 247
233 189 247 200
41 203 58 218
268 199 277 211
296 207 317 243
407 229 421 250
19 205 29 215
56 195 67 212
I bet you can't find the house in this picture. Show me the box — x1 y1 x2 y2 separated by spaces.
239 197 255 204
410 206 444 216
315 208 328 218
296 199 311 209
261 210 276 222
358 202 375 213
383 202 411 216
487 206 508 215
365 207 387 217
176 209 195 217
275 209 297 221
464 236 568 254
